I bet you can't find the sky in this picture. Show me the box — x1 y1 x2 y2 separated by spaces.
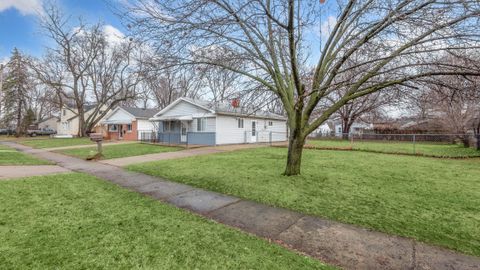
0 0 126 61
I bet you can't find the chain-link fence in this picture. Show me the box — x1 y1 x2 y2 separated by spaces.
307 133 480 157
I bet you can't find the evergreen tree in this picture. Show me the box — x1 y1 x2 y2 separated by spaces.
1 48 30 136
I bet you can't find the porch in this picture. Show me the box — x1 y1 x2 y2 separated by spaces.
153 118 216 146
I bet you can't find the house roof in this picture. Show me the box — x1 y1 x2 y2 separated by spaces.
120 106 158 119
34 116 59 124
154 97 287 121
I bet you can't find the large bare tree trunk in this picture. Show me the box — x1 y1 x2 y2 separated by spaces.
284 127 305 176
15 97 22 137
78 111 85 137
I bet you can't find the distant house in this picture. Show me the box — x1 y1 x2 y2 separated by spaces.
150 97 288 145
57 104 109 136
101 106 158 141
334 120 373 137
309 122 334 137
33 116 59 131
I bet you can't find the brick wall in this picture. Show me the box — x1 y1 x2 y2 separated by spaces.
105 121 138 141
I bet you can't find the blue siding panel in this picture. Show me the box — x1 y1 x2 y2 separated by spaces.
158 132 181 144
187 132 216 146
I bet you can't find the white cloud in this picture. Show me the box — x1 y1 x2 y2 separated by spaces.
103 25 125 45
0 0 44 16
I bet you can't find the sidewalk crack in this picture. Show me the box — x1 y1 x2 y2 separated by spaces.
411 240 417 270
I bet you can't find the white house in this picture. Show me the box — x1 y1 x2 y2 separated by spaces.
333 120 373 137
309 122 333 138
150 97 288 145
101 106 158 141
57 104 109 136
34 116 59 131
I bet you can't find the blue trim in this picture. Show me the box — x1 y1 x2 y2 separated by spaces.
187 132 216 145
157 132 181 144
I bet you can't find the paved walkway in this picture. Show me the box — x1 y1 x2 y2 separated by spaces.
100 143 265 166
0 165 70 180
43 140 137 151
2 141 480 270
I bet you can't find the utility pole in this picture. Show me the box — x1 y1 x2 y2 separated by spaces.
0 64 4 120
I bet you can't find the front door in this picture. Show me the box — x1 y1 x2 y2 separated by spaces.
180 122 187 142
118 124 123 139
251 121 257 143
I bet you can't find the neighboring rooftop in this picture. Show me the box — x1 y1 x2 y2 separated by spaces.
182 97 287 120
120 106 158 119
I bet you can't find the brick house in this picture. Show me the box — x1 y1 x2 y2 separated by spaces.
101 106 158 141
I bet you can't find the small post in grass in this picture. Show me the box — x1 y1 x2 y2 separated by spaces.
88 133 104 160
412 134 416 155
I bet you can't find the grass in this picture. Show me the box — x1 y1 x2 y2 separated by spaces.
57 143 182 160
307 139 480 158
127 147 480 257
0 173 331 270
0 145 51 165
20 138 94 149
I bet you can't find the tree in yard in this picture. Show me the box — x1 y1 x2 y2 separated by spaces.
142 64 204 109
122 0 480 175
1 48 31 136
33 6 144 137
427 74 480 147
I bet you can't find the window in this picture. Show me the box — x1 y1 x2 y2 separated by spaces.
197 118 207 132
268 121 273 126
127 124 132 131
62 122 69 130
109 124 118 132
163 121 171 132
237 118 244 128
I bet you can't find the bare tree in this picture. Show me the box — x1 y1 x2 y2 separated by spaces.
33 6 143 136
123 0 480 175
143 64 203 109
428 75 480 146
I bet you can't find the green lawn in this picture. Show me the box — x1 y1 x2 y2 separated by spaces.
0 145 51 165
307 139 480 157
0 173 331 269
21 138 94 149
127 147 480 257
57 143 181 160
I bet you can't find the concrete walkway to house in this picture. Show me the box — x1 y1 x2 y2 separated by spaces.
100 143 266 167
0 165 70 180
43 140 137 151
2 141 480 270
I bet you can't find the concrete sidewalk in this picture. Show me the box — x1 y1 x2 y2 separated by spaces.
0 165 70 180
43 140 137 151
100 143 265 167
3 141 479 270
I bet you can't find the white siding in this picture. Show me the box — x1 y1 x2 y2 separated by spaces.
256 119 288 142
57 105 109 136
162 100 210 117
192 117 216 132
107 109 134 122
215 115 287 144
215 115 247 144
38 118 58 131
137 119 156 139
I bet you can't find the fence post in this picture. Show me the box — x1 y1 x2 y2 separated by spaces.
476 134 480 150
413 134 416 154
